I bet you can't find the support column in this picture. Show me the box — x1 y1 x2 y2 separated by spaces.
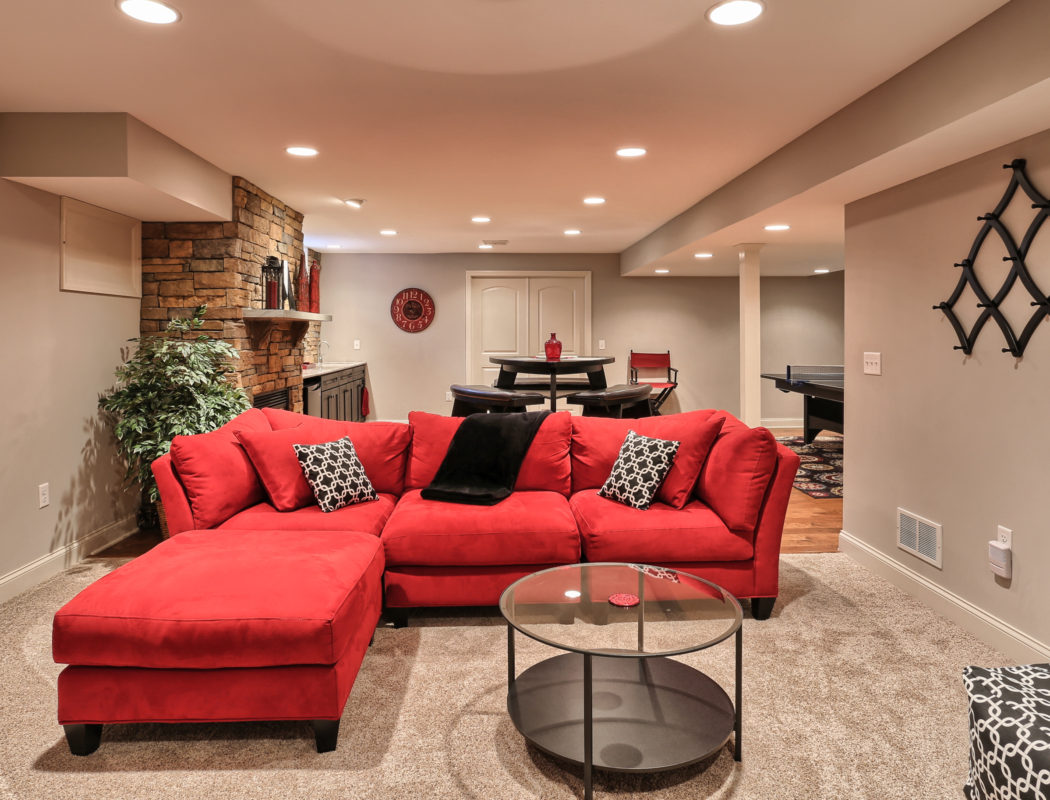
737 244 763 427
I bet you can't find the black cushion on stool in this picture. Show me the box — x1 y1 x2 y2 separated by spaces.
963 662 1050 800
565 383 652 417
449 384 546 416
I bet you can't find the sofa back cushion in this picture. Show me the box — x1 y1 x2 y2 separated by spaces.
570 410 725 509
695 412 778 535
168 408 272 530
258 409 411 498
406 411 572 495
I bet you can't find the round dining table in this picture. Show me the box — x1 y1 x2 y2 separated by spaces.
490 355 616 411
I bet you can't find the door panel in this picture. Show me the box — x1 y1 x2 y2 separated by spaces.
470 278 528 385
529 277 586 357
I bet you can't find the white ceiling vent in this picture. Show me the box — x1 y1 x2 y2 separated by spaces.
482 239 509 246
897 508 942 569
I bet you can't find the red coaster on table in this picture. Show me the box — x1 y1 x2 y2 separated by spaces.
608 593 640 608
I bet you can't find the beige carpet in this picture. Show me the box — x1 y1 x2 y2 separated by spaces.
0 553 1005 799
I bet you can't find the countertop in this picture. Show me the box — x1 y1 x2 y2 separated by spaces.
301 361 366 379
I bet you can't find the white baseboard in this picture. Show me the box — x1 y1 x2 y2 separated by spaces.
840 530 1049 663
0 515 137 607
761 417 803 430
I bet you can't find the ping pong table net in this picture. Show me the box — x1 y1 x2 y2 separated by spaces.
784 365 844 383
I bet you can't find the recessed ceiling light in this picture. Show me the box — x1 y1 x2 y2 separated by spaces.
327 244 340 249
583 197 606 206
564 229 581 236
655 268 670 274
471 216 491 224
286 146 318 157
764 224 790 231
814 268 831 274
706 0 764 26
379 229 397 236
694 252 714 259
478 243 493 250
616 147 646 158
344 199 365 209
117 0 180 24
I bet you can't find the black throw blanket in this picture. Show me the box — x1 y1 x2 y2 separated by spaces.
421 411 550 505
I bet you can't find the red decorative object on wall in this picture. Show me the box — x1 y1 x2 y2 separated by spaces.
390 288 435 332
309 260 320 314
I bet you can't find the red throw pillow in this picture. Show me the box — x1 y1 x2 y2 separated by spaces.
570 410 725 509
237 419 411 508
695 413 778 534
168 408 272 529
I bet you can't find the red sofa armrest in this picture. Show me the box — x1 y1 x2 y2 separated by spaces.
749 443 801 598
151 453 195 537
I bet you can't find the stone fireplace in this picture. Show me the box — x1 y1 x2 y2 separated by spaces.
140 177 322 412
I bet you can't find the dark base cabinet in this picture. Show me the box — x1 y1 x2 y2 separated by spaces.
319 365 366 422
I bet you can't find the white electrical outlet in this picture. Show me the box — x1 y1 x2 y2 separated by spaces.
863 352 882 375
38 483 50 508
997 525 1012 549
445 391 453 402
353 339 361 350
598 339 606 350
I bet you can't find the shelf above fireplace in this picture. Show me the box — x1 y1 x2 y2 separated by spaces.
241 308 331 348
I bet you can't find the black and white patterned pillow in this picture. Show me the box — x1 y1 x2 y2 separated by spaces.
293 437 377 512
599 430 680 510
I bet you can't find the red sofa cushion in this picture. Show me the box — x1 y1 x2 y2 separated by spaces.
52 529 385 669
382 489 580 567
258 409 411 497
695 413 778 534
167 408 272 530
570 489 753 563
405 411 572 495
218 493 397 537
570 411 725 508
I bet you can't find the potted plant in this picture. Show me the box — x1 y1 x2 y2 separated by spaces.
99 305 250 529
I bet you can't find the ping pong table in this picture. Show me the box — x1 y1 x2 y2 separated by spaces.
760 365 843 444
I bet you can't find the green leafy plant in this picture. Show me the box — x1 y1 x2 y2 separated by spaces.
99 305 250 521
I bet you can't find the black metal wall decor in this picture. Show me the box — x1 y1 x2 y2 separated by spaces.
933 159 1050 357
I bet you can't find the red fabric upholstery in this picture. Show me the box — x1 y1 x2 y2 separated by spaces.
258 409 411 496
749 443 801 598
695 412 778 534
570 489 753 563
384 564 567 608
569 411 724 508
405 411 571 494
151 453 195 536
382 489 580 567
167 408 272 530
53 529 384 669
219 494 396 536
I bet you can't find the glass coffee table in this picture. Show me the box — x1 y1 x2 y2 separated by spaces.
499 562 742 800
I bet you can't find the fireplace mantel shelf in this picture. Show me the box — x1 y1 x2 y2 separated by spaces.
241 308 331 348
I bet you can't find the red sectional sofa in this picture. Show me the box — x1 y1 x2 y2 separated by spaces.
52 406 799 756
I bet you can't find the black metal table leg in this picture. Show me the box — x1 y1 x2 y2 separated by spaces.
734 625 742 762
548 372 558 411
507 622 516 685
583 653 593 800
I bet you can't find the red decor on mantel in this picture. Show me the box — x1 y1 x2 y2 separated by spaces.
544 332 562 360
296 254 310 312
265 280 279 309
309 260 321 313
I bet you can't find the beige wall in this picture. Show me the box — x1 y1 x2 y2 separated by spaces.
0 179 139 597
319 253 741 421
760 271 845 427
843 128 1050 657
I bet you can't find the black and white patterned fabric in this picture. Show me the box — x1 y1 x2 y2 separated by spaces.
598 430 679 510
963 663 1050 800
293 437 377 512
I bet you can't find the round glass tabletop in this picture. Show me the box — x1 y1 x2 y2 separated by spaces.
499 562 742 658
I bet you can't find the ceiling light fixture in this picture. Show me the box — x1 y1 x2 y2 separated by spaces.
706 0 764 26
764 223 790 231
327 244 340 249
583 197 606 205
286 146 318 157
117 0 180 24
654 268 670 274
478 243 493 250
344 199 365 209
616 147 646 158
379 229 397 236
471 216 491 223
814 268 831 274
694 252 713 259
564 229 581 236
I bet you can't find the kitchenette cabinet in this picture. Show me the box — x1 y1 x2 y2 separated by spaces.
303 363 366 422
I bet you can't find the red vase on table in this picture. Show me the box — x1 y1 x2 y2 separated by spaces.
544 332 562 360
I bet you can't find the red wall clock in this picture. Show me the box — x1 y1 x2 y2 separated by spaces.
390 288 436 332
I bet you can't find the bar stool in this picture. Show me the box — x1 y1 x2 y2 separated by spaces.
565 383 653 418
449 384 546 416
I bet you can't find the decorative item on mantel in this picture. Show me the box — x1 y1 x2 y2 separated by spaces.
544 332 562 361
262 256 283 309
296 254 310 312
309 259 321 314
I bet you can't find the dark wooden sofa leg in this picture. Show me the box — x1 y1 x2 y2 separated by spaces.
387 608 409 628
311 719 340 753
750 597 776 620
64 724 102 756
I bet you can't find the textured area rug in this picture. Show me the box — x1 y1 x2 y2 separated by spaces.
0 553 1005 799
777 435 844 498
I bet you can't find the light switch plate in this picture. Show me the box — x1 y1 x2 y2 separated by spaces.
863 352 882 375
353 339 361 350
598 339 606 350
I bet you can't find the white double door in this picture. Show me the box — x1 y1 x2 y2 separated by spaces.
467 271 592 386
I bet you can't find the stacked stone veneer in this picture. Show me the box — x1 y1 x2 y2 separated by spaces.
140 176 319 412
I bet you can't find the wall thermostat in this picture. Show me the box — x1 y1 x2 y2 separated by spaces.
988 540 1012 579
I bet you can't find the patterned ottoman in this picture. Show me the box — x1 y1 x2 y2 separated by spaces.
963 663 1050 800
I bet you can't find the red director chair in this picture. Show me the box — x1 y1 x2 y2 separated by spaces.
628 350 678 414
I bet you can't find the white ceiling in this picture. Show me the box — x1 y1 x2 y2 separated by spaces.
0 0 1013 272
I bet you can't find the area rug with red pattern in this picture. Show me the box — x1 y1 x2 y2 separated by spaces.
776 435 843 498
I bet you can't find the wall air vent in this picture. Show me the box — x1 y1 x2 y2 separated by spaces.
482 240 509 246
897 508 943 568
